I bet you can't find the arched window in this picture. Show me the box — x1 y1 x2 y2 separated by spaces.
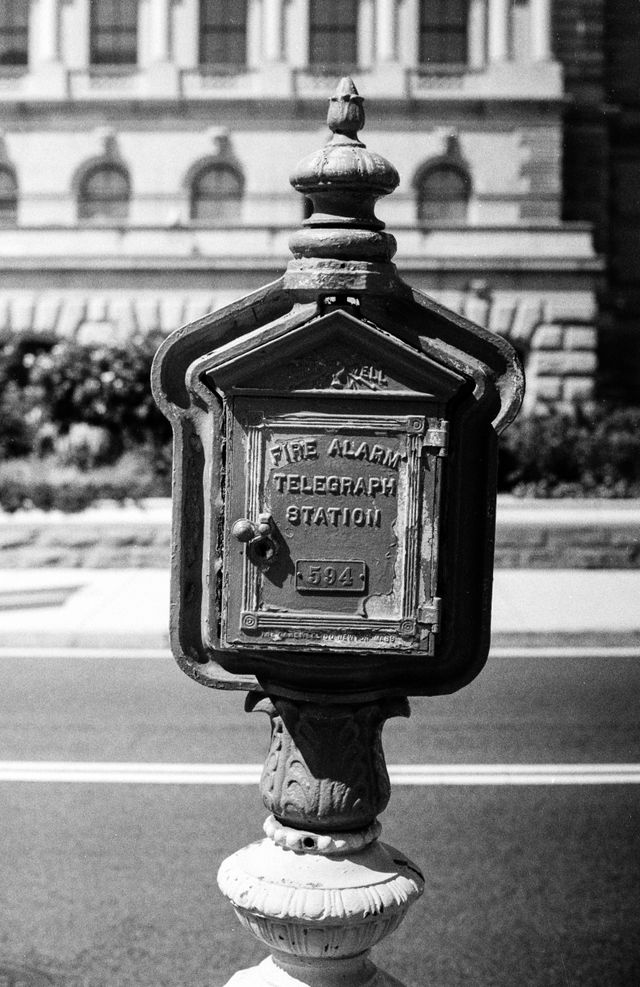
419 0 468 65
190 164 243 224
78 164 130 221
199 0 247 65
416 164 470 224
309 0 358 67
90 0 138 66
0 167 18 226
0 1 29 66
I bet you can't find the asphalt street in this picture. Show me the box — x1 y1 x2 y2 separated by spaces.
1 652 639 986
0 651 638 763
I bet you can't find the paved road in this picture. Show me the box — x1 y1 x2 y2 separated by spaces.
1 652 639 986
1 651 638 763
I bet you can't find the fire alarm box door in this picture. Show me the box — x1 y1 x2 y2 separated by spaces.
220 396 446 656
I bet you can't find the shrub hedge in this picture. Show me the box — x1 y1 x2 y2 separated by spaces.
1 335 639 510
497 404 640 498
0 334 171 511
0 452 167 514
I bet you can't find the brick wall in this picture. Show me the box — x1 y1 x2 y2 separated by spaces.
0 500 638 570
0 504 171 570
553 0 605 93
527 321 598 407
495 500 640 568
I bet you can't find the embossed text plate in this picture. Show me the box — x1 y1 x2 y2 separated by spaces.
295 560 367 593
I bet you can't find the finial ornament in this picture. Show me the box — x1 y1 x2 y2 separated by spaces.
327 76 365 141
287 78 400 284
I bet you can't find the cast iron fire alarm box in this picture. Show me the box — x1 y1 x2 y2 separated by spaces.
152 79 523 701
201 309 462 655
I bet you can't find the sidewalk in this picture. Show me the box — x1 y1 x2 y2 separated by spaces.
0 568 638 650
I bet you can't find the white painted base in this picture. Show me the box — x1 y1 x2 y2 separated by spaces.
222 954 408 986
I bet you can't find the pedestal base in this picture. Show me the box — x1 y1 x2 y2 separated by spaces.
223 954 409 987
218 836 423 960
218 697 422 986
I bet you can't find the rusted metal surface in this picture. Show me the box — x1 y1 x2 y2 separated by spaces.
151 78 524 702
248 694 409 831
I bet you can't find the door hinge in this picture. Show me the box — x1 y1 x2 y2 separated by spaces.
424 421 449 457
418 597 442 634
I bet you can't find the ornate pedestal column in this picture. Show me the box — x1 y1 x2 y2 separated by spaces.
27 0 66 97
487 0 510 63
149 0 171 63
263 0 284 62
374 0 404 92
530 0 552 62
218 696 424 986
377 0 397 62
145 0 179 97
261 0 290 91
467 0 487 70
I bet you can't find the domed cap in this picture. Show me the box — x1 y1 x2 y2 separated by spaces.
290 77 399 233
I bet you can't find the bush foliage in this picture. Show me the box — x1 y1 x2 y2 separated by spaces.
497 405 640 498
0 334 171 511
1 335 640 509
2 333 172 460
0 452 166 514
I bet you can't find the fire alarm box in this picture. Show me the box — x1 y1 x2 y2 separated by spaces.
153 290 522 701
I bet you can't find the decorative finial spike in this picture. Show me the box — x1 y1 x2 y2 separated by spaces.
287 79 400 279
336 76 358 95
327 76 365 141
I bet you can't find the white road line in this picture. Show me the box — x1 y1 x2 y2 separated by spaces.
2 646 640 661
0 762 639 785
490 646 640 659
0 647 171 660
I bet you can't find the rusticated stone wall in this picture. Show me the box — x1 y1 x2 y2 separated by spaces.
0 500 638 570
0 505 171 569
496 504 640 568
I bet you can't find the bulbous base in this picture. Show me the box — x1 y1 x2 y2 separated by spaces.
218 835 424 962
223 953 409 987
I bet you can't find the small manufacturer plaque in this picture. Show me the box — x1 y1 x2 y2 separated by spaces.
296 560 367 593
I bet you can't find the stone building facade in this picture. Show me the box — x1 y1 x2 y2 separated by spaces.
0 0 602 412
554 0 640 402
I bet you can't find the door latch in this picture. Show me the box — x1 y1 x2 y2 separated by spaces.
231 512 280 570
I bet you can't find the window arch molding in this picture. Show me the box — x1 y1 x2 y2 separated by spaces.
0 163 18 227
412 152 472 226
184 156 245 225
73 156 131 223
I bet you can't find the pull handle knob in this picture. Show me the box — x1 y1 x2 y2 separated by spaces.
231 513 279 569
231 518 259 543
